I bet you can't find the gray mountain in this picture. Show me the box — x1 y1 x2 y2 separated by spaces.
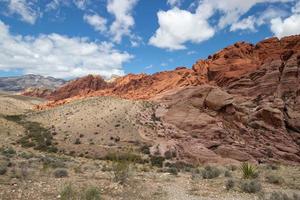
0 74 66 92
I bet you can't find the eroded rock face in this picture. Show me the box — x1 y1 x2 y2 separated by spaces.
47 75 108 101
21 87 53 99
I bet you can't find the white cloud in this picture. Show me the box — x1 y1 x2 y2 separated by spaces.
167 0 182 7
7 0 39 24
150 0 296 50
83 14 107 33
107 0 138 43
271 14 300 37
230 16 256 31
149 8 214 50
270 1 300 38
73 0 89 10
0 20 132 78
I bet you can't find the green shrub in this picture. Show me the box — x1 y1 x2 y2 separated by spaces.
60 184 76 200
0 147 16 158
82 187 101 200
150 156 165 168
105 152 144 164
201 166 221 179
266 175 284 185
53 168 68 178
240 180 261 193
225 179 235 190
267 191 299 200
266 164 280 170
224 170 232 177
241 162 258 179
0 163 8 175
112 161 130 185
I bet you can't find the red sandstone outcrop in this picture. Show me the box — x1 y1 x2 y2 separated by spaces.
47 75 108 101
21 87 53 98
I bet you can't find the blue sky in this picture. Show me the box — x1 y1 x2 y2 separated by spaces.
0 0 299 79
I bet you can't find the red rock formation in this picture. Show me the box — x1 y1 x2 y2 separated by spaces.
192 35 300 86
22 87 53 99
47 74 108 101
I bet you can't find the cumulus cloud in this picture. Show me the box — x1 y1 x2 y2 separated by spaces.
7 0 39 24
0 20 132 78
83 14 107 33
270 1 300 38
150 0 296 50
149 8 214 50
107 0 138 43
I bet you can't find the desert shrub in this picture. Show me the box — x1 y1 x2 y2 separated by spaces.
225 179 235 190
19 152 34 159
0 162 8 175
112 161 131 185
74 138 81 145
105 152 144 164
60 184 77 200
267 191 299 200
240 180 262 193
224 170 232 177
166 167 178 175
201 166 221 179
53 168 68 178
266 175 284 185
81 187 101 200
0 147 16 158
150 156 165 167
241 162 258 179
227 165 238 171
40 156 66 169
266 164 280 170
140 145 150 154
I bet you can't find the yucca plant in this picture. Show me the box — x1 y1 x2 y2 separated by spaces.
241 162 258 179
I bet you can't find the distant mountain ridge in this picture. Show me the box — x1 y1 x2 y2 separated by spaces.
0 74 66 92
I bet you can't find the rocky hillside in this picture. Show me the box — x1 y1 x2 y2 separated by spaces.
39 35 299 105
0 74 66 92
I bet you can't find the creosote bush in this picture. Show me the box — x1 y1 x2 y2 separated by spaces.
53 168 68 178
225 179 235 190
266 175 284 185
240 180 261 193
201 166 221 179
82 187 101 200
267 192 300 200
112 160 131 185
241 162 258 179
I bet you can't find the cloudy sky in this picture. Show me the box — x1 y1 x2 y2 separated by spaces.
0 0 299 79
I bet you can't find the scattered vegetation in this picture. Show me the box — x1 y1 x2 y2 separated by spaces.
201 166 221 179
60 184 101 200
3 115 58 153
266 192 299 200
241 162 258 179
240 180 261 193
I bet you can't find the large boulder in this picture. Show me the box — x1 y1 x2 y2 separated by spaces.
204 88 233 111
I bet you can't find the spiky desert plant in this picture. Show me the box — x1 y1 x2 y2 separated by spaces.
241 162 258 179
